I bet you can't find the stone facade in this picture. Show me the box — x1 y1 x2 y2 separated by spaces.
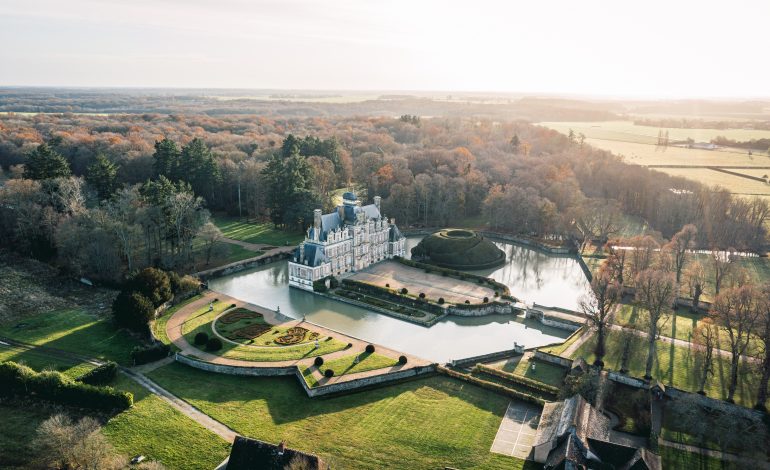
289 192 406 290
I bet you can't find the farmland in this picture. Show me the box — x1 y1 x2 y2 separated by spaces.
539 120 770 198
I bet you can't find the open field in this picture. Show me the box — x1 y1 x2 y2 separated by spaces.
0 343 95 378
571 329 768 408
657 167 770 197
147 363 538 470
583 138 766 167
540 120 770 145
213 216 305 246
350 260 498 304
0 308 140 365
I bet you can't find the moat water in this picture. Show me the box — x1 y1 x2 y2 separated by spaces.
208 236 591 362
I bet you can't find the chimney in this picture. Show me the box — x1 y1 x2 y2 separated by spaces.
374 195 381 211
313 209 322 240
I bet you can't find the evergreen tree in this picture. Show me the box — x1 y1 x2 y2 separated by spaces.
85 154 119 200
23 143 71 180
180 138 221 202
152 138 181 180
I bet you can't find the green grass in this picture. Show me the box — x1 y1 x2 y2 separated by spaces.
152 295 201 352
302 352 399 387
103 375 230 470
0 403 56 468
572 329 768 408
0 344 94 378
147 363 539 470
181 303 348 361
615 303 703 342
539 327 584 356
213 216 305 246
0 308 140 365
497 356 567 388
659 446 743 470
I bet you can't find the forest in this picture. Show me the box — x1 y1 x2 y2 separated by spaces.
0 110 768 283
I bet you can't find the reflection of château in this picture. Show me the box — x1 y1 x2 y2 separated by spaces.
289 192 406 290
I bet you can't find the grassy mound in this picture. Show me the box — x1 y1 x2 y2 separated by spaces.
411 229 505 269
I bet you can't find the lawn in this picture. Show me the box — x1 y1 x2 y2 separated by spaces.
539 327 584 356
0 308 140 365
0 343 94 378
659 446 743 470
0 352 229 470
571 329 768 408
495 355 567 388
614 303 703 342
148 363 539 470
152 295 202 352
213 216 305 246
180 303 348 361
103 375 230 470
302 352 399 387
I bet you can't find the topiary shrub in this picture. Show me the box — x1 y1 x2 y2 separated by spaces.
366 344 375 353
400 287 408 295
465 300 470 304
385 283 390 288
438 297 445 305
324 369 335 378
399 355 407 365
314 356 324 367
419 292 426 299
229 303 236 308
483 297 489 303
76 361 118 386
130 343 170 365
206 337 223 351
194 332 209 345
346 342 353 349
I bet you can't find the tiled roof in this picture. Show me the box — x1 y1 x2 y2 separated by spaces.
227 436 326 470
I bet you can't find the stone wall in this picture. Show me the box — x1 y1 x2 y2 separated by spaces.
532 350 573 368
451 348 521 368
300 364 437 398
447 302 513 316
176 353 437 398
176 353 296 376
196 251 292 281
525 308 582 332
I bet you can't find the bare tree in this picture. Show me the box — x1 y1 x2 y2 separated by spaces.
712 248 734 295
198 222 224 265
665 224 698 283
635 269 677 379
710 286 761 403
628 235 660 280
686 261 706 312
579 265 620 366
693 318 718 394
754 284 770 410
606 238 628 286
33 414 126 470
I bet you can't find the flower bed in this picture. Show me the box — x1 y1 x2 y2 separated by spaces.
274 326 310 345
218 308 261 324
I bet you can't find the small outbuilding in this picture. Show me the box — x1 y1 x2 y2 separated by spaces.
226 436 328 470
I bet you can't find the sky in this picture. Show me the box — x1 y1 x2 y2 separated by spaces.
1 0 769 98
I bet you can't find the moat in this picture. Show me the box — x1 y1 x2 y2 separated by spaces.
208 236 591 362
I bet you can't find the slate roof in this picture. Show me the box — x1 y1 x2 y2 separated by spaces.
309 203 383 242
533 395 611 450
227 436 326 470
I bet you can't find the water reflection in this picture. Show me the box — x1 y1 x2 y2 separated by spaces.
209 237 590 362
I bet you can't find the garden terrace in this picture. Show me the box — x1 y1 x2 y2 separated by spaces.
347 260 504 306
301 351 400 388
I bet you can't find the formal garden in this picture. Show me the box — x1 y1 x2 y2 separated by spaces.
178 300 349 362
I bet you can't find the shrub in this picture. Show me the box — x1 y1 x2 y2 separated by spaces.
385 283 390 288
494 291 499 297
314 356 324 367
324 369 335 378
366 344 375 353
346 342 353 348
112 290 155 332
399 355 407 365
312 279 328 292
194 332 209 345
130 343 170 365
0 361 132 410
329 276 339 288
127 268 172 308
400 287 408 295
169 272 201 298
206 337 223 351
438 297 445 304
76 362 118 386
229 303 236 308
483 297 489 303
465 300 470 304
419 292 426 299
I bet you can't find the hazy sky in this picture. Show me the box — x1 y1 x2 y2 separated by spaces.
2 0 769 98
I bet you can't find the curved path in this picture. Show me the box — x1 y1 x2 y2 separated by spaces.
165 290 431 385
